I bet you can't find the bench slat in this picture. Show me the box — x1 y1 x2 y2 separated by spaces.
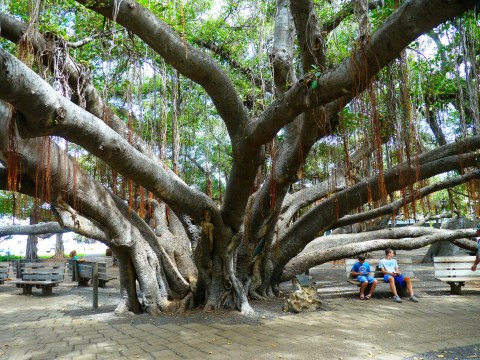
436 277 480 282
22 262 65 268
433 256 476 262
434 263 474 270
23 269 64 274
434 269 478 277
23 274 63 281
11 280 61 285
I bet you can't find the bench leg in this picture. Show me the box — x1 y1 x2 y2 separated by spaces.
22 285 33 295
448 282 463 295
78 278 90 286
42 286 53 296
99 280 106 288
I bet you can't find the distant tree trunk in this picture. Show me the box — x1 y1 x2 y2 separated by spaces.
423 216 475 262
172 71 181 175
54 233 64 258
25 210 39 259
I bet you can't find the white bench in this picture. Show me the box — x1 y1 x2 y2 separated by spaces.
345 258 416 297
433 256 480 295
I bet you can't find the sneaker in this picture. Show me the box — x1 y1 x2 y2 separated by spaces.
393 295 402 303
409 294 419 303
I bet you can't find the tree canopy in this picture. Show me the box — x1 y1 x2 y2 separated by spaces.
0 0 478 315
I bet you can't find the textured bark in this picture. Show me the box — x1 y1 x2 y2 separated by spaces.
282 228 477 281
54 233 64 258
0 102 194 315
25 211 39 259
0 0 477 315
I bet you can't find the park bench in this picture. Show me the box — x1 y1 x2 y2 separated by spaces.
10 261 66 295
433 256 480 295
0 262 10 284
70 260 116 288
345 258 416 297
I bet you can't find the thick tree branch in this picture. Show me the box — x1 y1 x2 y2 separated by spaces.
290 0 326 72
248 0 477 146
0 222 67 237
74 0 249 139
0 50 218 227
0 13 165 166
322 0 384 34
281 228 477 281
331 170 480 230
272 138 480 279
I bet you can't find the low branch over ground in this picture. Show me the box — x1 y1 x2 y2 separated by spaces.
281 227 477 281
0 222 67 237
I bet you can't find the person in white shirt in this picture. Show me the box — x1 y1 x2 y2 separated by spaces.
379 248 419 303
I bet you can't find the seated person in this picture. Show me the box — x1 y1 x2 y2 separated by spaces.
351 254 377 300
69 250 85 262
379 248 418 303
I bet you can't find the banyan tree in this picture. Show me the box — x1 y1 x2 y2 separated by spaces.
0 0 479 315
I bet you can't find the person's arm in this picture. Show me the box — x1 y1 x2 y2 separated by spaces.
351 264 360 276
395 266 401 275
472 253 479 271
379 260 387 275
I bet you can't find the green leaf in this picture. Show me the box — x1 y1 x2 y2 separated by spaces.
315 72 321 77
310 80 318 89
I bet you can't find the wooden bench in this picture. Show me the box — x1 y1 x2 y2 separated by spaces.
10 262 66 295
433 256 480 295
0 262 10 284
70 260 116 288
345 258 416 297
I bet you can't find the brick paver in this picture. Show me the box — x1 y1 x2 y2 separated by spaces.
1 271 480 359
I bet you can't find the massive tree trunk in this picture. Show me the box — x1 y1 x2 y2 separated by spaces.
0 0 477 316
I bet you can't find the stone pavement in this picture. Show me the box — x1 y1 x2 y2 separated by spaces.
1 257 480 359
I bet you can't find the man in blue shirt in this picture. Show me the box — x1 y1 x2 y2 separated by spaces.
380 248 418 303
351 255 377 300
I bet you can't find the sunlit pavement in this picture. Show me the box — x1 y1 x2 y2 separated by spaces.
1 278 480 360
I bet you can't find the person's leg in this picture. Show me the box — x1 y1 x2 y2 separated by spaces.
386 275 397 296
357 276 367 298
404 276 414 296
403 276 419 301
367 278 377 298
360 281 368 298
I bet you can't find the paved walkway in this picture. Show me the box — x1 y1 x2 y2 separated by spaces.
2 247 480 360
1 279 480 360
